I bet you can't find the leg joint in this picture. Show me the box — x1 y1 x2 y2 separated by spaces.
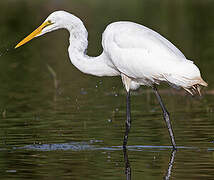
163 110 170 118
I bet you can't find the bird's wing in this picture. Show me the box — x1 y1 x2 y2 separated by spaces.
102 22 190 84
104 21 185 59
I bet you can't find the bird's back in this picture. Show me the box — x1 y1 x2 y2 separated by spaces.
101 21 207 90
102 21 186 60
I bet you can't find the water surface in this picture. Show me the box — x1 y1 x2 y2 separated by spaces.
0 0 214 179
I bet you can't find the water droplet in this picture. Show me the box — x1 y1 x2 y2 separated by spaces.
107 119 112 122
0 47 11 58
80 88 87 95
6 170 17 173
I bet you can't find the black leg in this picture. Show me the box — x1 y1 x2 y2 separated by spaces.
123 147 131 180
164 150 176 180
152 86 177 150
123 90 131 148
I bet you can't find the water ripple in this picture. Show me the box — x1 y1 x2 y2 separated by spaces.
11 142 202 152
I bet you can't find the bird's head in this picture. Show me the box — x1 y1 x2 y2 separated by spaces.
15 11 76 49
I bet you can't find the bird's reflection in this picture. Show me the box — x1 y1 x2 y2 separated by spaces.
123 147 131 180
123 148 177 180
164 150 177 180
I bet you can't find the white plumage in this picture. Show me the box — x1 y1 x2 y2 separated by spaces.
102 21 207 92
16 11 207 93
15 11 208 149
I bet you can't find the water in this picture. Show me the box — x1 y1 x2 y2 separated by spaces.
0 0 214 179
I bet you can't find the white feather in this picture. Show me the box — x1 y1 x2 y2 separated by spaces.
19 11 207 92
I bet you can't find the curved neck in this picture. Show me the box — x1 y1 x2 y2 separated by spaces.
65 20 119 77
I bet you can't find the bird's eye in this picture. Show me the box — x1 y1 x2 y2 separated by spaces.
43 20 53 29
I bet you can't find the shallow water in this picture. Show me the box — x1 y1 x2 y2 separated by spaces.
1 0 214 179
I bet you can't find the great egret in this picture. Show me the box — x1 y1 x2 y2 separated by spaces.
15 11 207 150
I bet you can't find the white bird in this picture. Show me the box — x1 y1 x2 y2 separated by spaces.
15 11 207 150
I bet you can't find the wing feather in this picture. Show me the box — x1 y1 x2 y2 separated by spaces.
102 22 197 86
103 21 186 59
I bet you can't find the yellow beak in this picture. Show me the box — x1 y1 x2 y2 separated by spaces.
15 21 51 49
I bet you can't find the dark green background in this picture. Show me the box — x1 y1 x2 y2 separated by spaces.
0 0 214 179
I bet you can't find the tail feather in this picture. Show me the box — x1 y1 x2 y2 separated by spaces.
198 78 208 87
184 77 208 96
